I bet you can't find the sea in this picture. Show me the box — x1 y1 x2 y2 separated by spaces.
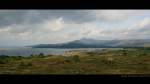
0 47 106 56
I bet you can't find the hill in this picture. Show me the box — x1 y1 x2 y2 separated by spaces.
30 38 150 48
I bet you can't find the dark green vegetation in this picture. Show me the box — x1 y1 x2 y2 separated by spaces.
0 48 150 74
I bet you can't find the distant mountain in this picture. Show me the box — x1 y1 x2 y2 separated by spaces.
30 38 150 48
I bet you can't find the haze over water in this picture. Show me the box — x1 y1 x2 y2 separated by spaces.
0 47 106 56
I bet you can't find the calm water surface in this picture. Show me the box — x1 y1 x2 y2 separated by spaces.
0 47 107 56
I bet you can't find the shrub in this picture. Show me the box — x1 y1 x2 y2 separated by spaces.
0 55 10 64
122 50 127 55
30 54 34 57
19 62 33 67
101 59 113 65
72 55 80 62
64 57 72 63
12 56 23 60
140 53 147 56
27 63 33 66
64 55 80 63
38 53 45 57
0 55 10 58
64 59 71 63
0 58 9 64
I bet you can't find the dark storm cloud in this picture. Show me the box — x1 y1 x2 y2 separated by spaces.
0 10 27 27
31 10 95 23
0 10 94 28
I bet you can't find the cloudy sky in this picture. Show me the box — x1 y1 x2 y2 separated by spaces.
0 10 150 46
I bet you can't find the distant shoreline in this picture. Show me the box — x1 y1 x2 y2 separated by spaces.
0 47 149 57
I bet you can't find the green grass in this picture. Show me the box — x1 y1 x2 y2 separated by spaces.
0 48 150 74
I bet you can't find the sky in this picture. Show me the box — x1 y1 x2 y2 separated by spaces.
0 10 150 46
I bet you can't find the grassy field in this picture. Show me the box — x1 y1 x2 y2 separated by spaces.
0 48 150 74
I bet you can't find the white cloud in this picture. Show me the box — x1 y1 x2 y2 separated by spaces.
0 10 150 46
91 10 133 21
0 27 10 32
42 17 65 32
91 10 150 22
126 17 150 31
139 17 150 28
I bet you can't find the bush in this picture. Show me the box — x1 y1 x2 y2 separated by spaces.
0 55 11 64
140 53 147 56
30 54 34 57
64 55 80 63
12 56 23 60
38 53 45 57
0 55 10 58
101 59 113 65
72 55 80 62
64 59 71 63
0 59 9 64
19 62 33 67
122 50 127 55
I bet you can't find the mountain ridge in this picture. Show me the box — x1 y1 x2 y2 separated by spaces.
30 38 150 48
